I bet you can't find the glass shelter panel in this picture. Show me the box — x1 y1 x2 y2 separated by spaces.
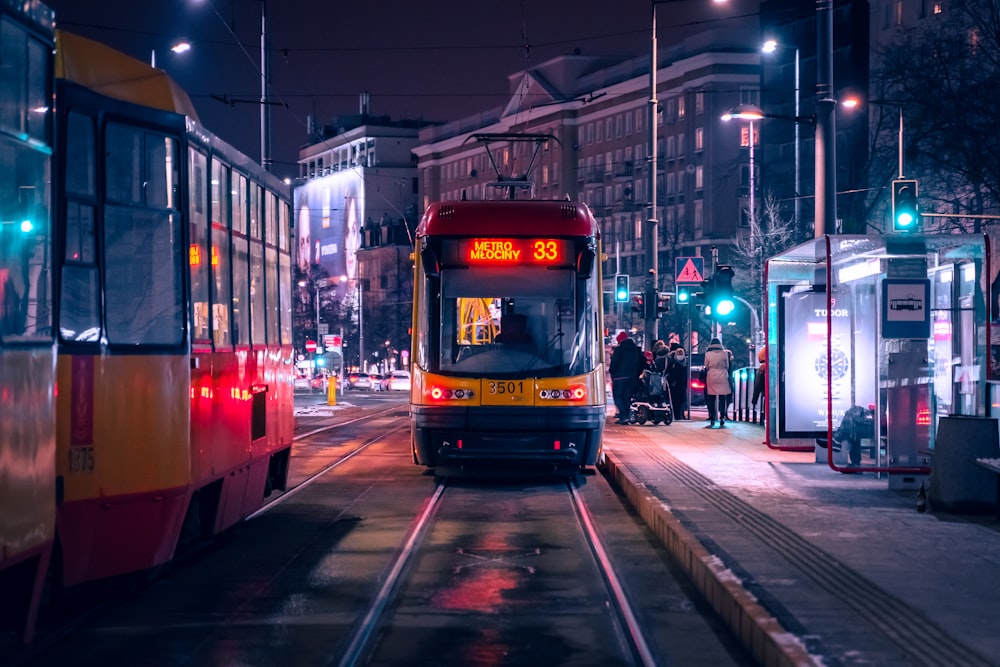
765 234 988 465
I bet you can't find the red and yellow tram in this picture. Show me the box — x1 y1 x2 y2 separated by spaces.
49 32 294 587
0 0 56 644
409 200 606 471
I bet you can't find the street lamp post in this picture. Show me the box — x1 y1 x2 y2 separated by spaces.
842 97 904 179
762 40 800 227
259 0 270 171
646 0 730 350
815 0 836 237
647 1 661 351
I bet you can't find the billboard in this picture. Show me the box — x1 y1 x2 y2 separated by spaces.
778 286 876 436
293 170 365 282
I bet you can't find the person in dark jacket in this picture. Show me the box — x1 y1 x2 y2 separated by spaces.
665 342 688 420
609 331 643 424
703 337 733 427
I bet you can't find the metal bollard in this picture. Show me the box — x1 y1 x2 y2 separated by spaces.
327 376 337 406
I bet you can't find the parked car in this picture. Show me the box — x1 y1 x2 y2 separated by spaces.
294 375 311 391
688 353 705 407
372 374 389 391
386 370 411 391
345 372 373 391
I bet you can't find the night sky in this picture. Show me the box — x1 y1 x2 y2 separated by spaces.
44 0 759 181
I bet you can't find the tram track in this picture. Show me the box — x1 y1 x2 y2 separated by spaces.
333 476 659 667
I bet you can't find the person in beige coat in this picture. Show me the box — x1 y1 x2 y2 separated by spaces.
703 337 733 427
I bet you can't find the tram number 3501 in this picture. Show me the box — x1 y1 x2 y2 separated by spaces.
488 380 526 395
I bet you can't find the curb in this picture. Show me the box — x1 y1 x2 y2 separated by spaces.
599 449 816 667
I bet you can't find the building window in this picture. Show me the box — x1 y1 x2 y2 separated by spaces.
695 127 704 152
596 120 602 143
695 165 704 190
625 112 632 135
695 91 704 114
677 96 685 120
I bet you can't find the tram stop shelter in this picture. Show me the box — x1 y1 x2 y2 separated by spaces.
762 233 998 501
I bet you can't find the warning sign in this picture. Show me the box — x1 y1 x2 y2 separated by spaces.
675 256 704 284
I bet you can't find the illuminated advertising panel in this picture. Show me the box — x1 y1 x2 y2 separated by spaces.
292 171 364 281
779 288 859 436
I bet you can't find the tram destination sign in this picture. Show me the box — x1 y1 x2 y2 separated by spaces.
455 238 571 265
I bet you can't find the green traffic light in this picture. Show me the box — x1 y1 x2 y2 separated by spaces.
676 287 690 303
715 299 735 317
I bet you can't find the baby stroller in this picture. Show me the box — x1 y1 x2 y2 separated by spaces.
628 369 673 425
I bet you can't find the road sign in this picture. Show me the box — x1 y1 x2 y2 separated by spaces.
675 256 704 284
324 334 342 350
305 339 317 352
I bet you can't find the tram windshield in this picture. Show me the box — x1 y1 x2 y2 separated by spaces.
433 266 596 378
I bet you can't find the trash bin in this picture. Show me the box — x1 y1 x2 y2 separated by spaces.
928 415 999 513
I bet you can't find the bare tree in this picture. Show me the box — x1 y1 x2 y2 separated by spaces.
729 190 802 315
874 0 1000 231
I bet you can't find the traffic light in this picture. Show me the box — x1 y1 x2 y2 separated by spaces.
657 292 671 316
711 265 736 319
632 294 644 313
644 289 658 319
891 179 920 232
614 274 629 302
676 285 691 304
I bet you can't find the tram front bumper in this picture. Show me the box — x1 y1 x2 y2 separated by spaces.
410 405 605 468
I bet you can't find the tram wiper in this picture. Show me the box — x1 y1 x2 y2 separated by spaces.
513 332 564 379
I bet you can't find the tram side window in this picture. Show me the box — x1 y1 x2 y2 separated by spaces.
189 148 210 342
0 135 51 340
232 173 250 346
264 190 279 343
211 158 231 348
278 200 291 345
279 251 291 345
249 183 266 345
265 246 279 343
0 18 48 142
103 124 183 346
250 240 265 345
59 113 99 342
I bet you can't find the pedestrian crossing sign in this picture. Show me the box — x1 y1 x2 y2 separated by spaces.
675 256 704 284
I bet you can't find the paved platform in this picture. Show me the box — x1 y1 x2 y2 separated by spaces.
600 415 1000 667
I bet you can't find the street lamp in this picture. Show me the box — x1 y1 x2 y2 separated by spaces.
192 0 270 170
647 0 729 350
842 97 904 179
762 39 800 227
150 38 192 68
720 107 759 238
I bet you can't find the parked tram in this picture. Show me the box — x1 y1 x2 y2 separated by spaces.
0 0 56 644
47 32 294 590
409 200 606 472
